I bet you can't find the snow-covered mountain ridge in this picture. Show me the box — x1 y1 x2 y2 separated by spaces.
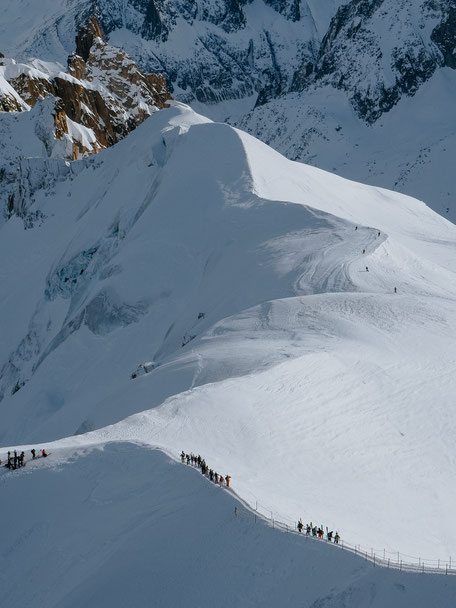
1 0 454 222
2 446 456 607
1 103 456 565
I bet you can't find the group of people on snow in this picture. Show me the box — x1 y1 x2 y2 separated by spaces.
297 519 340 544
2 448 47 470
181 451 231 488
179 451 342 546
356 227 397 292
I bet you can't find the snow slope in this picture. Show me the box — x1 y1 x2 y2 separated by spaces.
1 103 456 568
1 444 456 607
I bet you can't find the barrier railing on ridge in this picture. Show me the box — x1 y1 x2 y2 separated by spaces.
232 493 456 576
179 456 455 576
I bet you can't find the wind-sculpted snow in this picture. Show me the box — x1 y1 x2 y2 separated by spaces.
1 104 456 565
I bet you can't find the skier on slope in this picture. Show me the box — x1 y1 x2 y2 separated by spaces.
366 266 369 272
225 475 231 488
42 449 48 458
297 519 303 533
31 449 36 459
334 532 340 544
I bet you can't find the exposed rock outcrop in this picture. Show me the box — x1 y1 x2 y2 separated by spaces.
1 16 171 159
75 14 104 61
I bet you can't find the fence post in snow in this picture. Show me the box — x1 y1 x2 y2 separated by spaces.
422 562 424 573
446 564 448 575
387 558 390 568
397 551 400 564
438 559 440 569
400 560 402 571
383 548 385 560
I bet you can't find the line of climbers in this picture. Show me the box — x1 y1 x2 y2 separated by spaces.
297 519 340 544
355 227 397 292
180 451 231 488
2 448 48 470
179 451 340 545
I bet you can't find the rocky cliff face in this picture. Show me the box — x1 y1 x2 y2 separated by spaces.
0 16 171 230
1 15 171 160
0 0 345 107
1 1 453 125
92 0 343 105
289 0 456 123
52 0 454 124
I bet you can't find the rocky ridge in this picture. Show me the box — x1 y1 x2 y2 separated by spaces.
0 15 170 229
0 15 170 160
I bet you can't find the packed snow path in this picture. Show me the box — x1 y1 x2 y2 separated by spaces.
1 104 456 564
1 445 456 608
